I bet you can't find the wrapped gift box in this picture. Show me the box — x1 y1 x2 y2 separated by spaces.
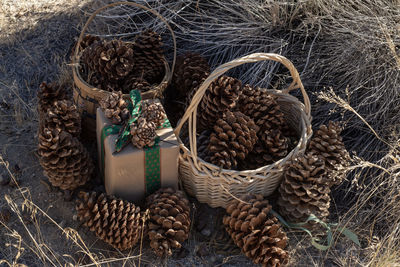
96 100 179 203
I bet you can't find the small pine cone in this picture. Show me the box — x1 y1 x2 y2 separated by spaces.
309 121 350 186
223 194 289 267
38 128 93 190
260 129 289 161
130 117 157 149
277 153 331 224
196 76 242 131
122 76 152 94
76 191 144 251
141 101 167 127
146 188 191 257
208 111 259 169
37 82 69 119
43 100 81 137
173 53 210 98
132 29 165 83
82 39 135 81
99 91 130 125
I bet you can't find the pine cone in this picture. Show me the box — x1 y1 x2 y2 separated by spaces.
88 71 121 92
37 82 69 118
99 91 130 125
223 194 289 267
132 29 165 83
122 76 152 94
43 100 81 137
141 101 167 127
260 129 289 161
82 39 135 81
76 191 144 251
173 53 210 98
238 141 273 170
38 127 93 190
79 34 101 51
208 111 258 169
277 153 330 224
146 188 191 257
309 121 350 186
196 76 242 131
130 117 157 149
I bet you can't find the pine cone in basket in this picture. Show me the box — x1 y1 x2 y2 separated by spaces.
38 127 93 190
88 71 121 92
146 187 191 257
173 53 210 98
141 101 167 127
99 91 130 125
260 129 289 161
277 152 331 224
309 121 350 186
130 117 157 149
196 76 242 131
37 82 69 119
82 39 134 81
79 34 101 51
223 194 289 267
122 76 152 94
238 141 273 171
132 29 165 83
43 100 81 137
208 110 258 169
76 191 144 251
197 130 212 162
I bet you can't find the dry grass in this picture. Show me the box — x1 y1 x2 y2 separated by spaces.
0 0 400 266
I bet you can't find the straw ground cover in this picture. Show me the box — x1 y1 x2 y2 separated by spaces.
0 0 399 266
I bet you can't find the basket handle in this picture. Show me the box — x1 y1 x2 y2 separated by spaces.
174 53 311 163
72 1 176 85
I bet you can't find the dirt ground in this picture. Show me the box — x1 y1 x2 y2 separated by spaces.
0 1 366 267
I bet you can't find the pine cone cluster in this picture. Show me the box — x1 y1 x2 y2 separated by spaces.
223 194 289 267
146 188 191 257
76 191 145 251
277 153 331 224
79 29 165 93
99 91 130 125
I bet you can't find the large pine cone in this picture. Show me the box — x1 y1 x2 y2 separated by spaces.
141 101 167 127
146 188 191 257
38 127 93 190
261 129 289 161
132 29 165 84
208 110 258 169
277 153 330 223
43 100 81 137
309 121 350 186
82 39 134 81
223 194 289 267
130 117 157 149
99 91 130 125
37 82 69 119
76 191 144 251
173 53 210 98
196 76 242 131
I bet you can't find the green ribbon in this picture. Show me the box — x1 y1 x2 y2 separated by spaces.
100 89 171 196
270 210 360 251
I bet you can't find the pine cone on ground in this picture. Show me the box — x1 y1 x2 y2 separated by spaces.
37 82 69 118
277 152 330 224
76 191 144 251
122 76 152 94
43 100 81 137
173 53 210 98
99 91 130 125
132 29 165 83
309 121 350 186
82 39 135 81
208 110 259 169
260 129 289 161
141 101 167 127
38 127 93 190
146 188 191 257
130 117 157 149
196 76 242 131
223 194 289 267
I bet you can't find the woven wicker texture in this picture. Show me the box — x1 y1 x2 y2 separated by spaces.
174 53 312 208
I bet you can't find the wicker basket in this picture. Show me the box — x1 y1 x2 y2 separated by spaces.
71 1 176 136
174 53 312 208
